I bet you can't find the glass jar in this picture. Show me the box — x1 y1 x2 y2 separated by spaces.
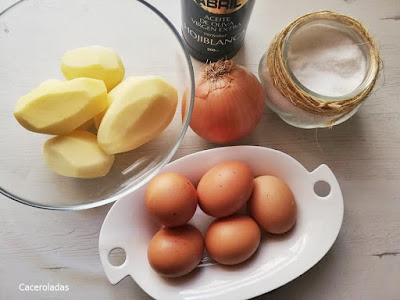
258 11 380 129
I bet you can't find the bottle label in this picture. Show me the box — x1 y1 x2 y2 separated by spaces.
194 0 249 14
181 0 255 61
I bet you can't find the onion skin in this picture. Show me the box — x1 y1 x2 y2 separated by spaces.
189 61 265 144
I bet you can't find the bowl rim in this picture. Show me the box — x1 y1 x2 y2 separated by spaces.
0 0 195 211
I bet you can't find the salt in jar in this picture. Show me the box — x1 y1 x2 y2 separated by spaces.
259 11 380 128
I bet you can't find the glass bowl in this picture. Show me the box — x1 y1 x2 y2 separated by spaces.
0 0 195 210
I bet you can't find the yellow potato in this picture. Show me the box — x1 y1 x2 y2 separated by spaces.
61 45 125 92
14 78 107 135
43 131 115 178
97 76 178 154
41 79 101 130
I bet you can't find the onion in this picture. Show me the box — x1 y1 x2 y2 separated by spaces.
187 60 265 143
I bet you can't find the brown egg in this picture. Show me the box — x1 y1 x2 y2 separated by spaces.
205 215 261 265
248 175 297 234
197 161 254 218
147 224 204 278
145 173 198 227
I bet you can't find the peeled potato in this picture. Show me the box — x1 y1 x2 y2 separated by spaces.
97 76 178 154
61 45 125 92
43 131 115 178
14 78 107 135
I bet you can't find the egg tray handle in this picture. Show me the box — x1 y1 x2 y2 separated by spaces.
310 164 342 202
99 241 130 285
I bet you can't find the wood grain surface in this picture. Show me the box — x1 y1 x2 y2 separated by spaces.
1 0 399 299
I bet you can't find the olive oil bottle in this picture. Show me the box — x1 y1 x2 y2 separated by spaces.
181 0 256 62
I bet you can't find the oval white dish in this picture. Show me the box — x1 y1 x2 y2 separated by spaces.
99 146 344 300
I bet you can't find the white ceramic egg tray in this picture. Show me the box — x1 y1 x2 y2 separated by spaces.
99 146 343 300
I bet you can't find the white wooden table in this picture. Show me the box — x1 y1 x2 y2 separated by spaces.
1 0 400 299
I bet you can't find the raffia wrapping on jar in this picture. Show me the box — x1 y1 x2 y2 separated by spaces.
266 10 380 126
